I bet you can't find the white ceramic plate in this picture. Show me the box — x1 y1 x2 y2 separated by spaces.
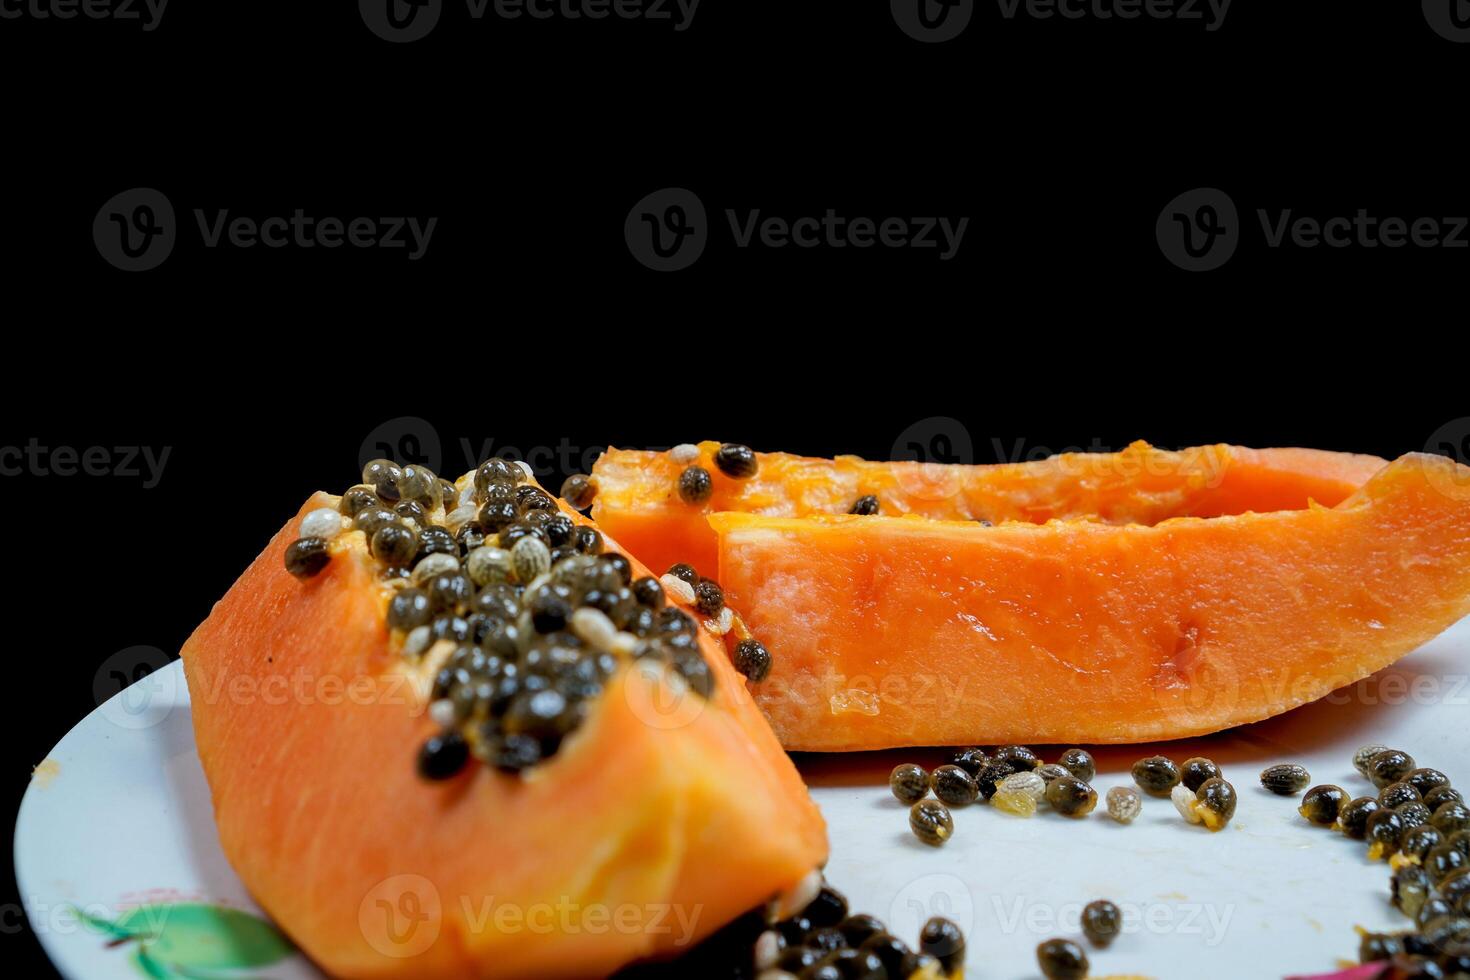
18 620 1470 979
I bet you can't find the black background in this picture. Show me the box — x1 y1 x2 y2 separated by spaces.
2 0 1466 974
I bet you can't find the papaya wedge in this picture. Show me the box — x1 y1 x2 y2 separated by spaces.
181 470 827 979
707 453 1470 750
591 440 1389 578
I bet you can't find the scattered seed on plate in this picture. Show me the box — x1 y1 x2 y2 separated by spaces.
678 466 714 504
949 747 990 777
1379 781 1423 809
995 745 1043 771
1299 784 1348 826
1427 842 1470 884
1193 778 1237 831
1036 937 1088 980
890 764 931 805
1367 808 1407 860
849 495 880 516
1132 756 1181 797
1181 757 1222 793
976 761 1017 801
932 765 979 807
918 916 965 975
1261 763 1313 796
1106 785 1142 824
1354 743 1392 777
909 800 954 846
1426 786 1466 811
1337 797 1381 839
1036 763 1072 785
1081 899 1122 947
1046 775 1098 817
999 770 1047 802
1058 748 1096 782
992 787 1038 817
1406 767 1452 797
1368 749 1417 788
1434 801 1470 835
1173 784 1203 824
1400 825 1444 863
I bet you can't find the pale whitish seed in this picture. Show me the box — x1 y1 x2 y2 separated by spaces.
412 553 461 585
754 931 782 971
1354 743 1391 776
515 460 535 479
445 504 479 531
429 699 456 727
466 547 514 586
572 607 619 651
768 869 823 923
1036 763 1071 785
511 536 552 583
999 771 1047 802
993 787 1038 817
756 971 798 980
301 507 345 539
670 443 700 464
403 625 433 657
704 606 734 636
660 574 697 604
1172 783 1202 824
458 482 477 507
611 631 639 657
1106 785 1142 824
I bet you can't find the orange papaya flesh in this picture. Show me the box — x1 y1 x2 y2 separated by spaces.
181 481 826 979
708 453 1470 750
590 440 1388 579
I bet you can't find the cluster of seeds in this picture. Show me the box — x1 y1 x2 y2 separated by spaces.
754 877 964 979
1276 746 1470 974
888 746 1107 844
614 877 963 980
658 561 772 682
1127 755 1238 832
283 457 720 780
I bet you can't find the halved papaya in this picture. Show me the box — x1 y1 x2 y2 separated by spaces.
705 453 1470 750
181 463 827 979
590 440 1389 578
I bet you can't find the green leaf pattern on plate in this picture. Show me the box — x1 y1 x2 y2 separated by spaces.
73 902 294 979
